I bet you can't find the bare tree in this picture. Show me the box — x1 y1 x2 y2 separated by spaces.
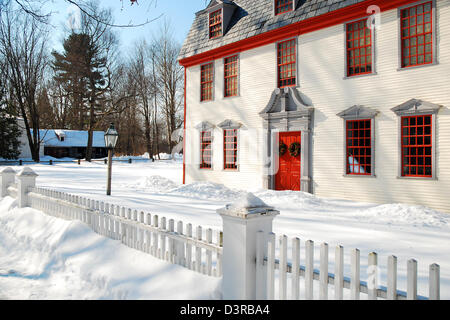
128 39 157 160
0 6 49 162
153 20 184 152
0 0 163 28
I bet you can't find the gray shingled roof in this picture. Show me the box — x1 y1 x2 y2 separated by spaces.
178 0 368 61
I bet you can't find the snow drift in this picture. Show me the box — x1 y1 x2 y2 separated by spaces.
0 196 221 300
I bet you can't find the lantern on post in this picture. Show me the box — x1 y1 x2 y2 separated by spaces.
104 123 119 196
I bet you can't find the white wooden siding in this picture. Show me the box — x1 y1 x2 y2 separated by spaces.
185 0 450 212
185 44 277 190
301 0 450 212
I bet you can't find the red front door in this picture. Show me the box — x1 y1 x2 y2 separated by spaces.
275 131 301 191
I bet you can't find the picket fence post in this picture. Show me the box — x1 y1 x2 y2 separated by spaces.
0 167 16 197
217 193 279 300
17 167 38 208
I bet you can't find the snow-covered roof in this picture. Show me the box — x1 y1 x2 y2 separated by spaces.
37 130 106 148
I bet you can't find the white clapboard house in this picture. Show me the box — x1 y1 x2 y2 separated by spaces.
178 0 450 212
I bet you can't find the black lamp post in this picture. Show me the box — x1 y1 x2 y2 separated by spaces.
104 123 119 196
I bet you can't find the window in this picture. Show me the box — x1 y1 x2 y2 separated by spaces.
346 18 373 77
346 119 372 175
200 131 212 169
224 55 238 97
392 98 440 179
338 105 378 177
224 129 238 170
401 115 432 177
201 62 214 102
277 39 296 88
275 0 293 15
400 1 433 68
209 9 222 39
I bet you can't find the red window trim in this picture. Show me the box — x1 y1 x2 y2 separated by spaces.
200 131 212 169
223 129 238 170
346 119 372 176
400 1 433 68
224 55 239 98
209 9 223 39
277 38 296 88
200 62 214 102
401 114 433 177
275 0 294 16
346 18 373 77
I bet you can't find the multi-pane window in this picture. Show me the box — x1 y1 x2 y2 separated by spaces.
209 9 222 39
275 0 293 15
200 63 214 102
224 55 238 97
401 1 433 68
401 115 432 177
346 18 372 77
346 119 372 175
200 131 212 169
224 129 238 170
277 39 296 88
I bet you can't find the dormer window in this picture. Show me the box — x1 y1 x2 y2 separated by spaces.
275 0 293 16
209 9 222 39
55 130 66 142
206 0 237 39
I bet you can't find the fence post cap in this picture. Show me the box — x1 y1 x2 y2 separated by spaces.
217 192 280 219
1 167 16 174
17 167 39 177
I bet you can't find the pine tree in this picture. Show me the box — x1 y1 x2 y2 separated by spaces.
0 84 21 160
52 33 91 130
52 31 111 161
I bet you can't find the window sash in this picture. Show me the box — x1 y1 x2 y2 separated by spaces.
200 131 212 169
400 1 433 68
209 9 222 39
275 0 293 15
223 129 238 170
224 55 238 97
346 119 372 175
346 18 373 77
401 115 433 177
201 63 214 102
277 39 296 88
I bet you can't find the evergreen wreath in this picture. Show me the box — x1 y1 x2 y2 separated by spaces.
289 142 301 157
279 142 288 156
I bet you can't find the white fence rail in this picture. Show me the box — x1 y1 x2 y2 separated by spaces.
27 188 223 277
256 231 440 300
0 166 222 278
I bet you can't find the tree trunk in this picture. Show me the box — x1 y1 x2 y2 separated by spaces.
85 99 95 162
154 100 160 160
144 115 153 160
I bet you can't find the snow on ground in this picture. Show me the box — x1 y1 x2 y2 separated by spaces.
1 158 449 299
0 195 221 300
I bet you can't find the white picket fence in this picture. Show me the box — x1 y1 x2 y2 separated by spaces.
26 187 223 277
255 231 440 300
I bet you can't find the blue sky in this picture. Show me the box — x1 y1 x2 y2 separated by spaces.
47 0 207 53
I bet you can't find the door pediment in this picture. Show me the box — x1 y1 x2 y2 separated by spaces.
259 87 313 120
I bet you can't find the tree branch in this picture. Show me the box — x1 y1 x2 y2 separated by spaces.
65 0 164 28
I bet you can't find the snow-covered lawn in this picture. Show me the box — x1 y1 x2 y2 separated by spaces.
1 159 449 299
